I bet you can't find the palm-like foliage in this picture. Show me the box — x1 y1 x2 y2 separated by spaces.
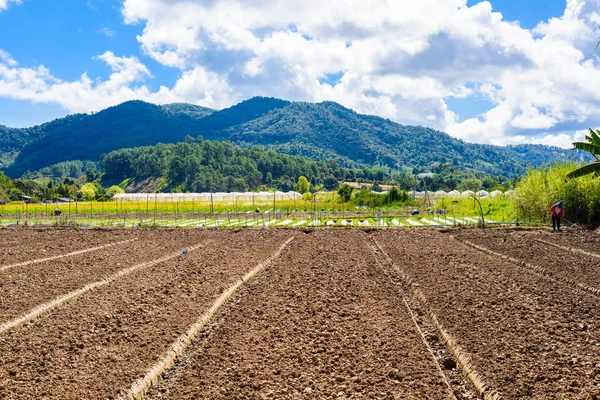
566 129 600 180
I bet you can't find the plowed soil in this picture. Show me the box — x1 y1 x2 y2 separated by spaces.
0 230 291 399
0 229 130 265
375 229 600 399
1 228 600 399
146 230 452 399
0 230 209 323
455 229 600 290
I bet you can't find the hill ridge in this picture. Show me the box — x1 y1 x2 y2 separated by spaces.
0 97 588 178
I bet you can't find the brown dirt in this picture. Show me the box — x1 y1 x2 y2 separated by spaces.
1 228 600 399
0 228 130 265
0 230 291 399
146 230 453 399
375 229 600 399
0 230 212 323
534 229 600 256
454 230 600 290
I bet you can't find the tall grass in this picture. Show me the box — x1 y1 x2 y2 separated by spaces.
513 162 600 224
433 196 515 222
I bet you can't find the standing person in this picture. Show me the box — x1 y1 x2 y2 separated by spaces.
550 200 564 232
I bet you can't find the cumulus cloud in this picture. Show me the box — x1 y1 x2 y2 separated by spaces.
0 49 234 113
3 0 600 147
0 0 21 12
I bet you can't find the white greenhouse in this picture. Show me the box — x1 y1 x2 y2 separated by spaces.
112 191 302 202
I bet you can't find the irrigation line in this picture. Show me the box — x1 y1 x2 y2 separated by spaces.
0 240 214 335
370 237 503 400
0 239 136 273
534 238 600 259
368 242 458 400
119 237 295 400
460 240 600 299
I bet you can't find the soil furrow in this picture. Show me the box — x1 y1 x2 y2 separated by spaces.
0 230 291 399
459 239 600 299
146 230 452 399
0 239 135 272
0 240 214 335
455 230 600 291
370 237 500 400
0 229 131 265
0 231 210 323
535 238 600 259
120 237 294 400
374 230 600 399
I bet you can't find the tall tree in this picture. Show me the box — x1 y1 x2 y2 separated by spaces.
296 176 310 193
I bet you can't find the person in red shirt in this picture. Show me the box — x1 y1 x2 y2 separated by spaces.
550 201 564 232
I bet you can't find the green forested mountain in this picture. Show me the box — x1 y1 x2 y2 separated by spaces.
1 96 588 178
0 125 45 168
221 101 586 176
3 101 215 177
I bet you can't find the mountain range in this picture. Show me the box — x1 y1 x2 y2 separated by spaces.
0 96 587 178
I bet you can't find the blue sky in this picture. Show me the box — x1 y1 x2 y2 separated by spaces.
0 0 597 148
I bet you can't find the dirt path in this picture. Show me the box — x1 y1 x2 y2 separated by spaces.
0 231 291 399
146 230 453 400
0 230 209 324
375 230 600 399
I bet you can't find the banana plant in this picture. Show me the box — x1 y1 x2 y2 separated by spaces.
565 128 600 180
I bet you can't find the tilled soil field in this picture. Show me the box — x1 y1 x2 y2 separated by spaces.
1 228 600 399
375 229 600 399
0 230 210 323
455 229 600 291
0 230 291 399
146 230 453 399
0 229 131 265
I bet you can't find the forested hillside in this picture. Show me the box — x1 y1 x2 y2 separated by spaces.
1 97 588 179
3 101 215 176
101 137 343 192
221 101 585 176
0 125 45 168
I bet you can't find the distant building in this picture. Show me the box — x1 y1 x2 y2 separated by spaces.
20 195 32 203
57 197 74 203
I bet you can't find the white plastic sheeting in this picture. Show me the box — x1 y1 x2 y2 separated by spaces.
113 191 302 202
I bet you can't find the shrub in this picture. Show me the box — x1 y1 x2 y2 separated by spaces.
106 185 125 198
337 184 354 202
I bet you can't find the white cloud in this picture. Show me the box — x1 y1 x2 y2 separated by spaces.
0 0 21 12
4 0 600 147
0 49 17 66
0 51 234 113
529 133 579 149
97 27 117 37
